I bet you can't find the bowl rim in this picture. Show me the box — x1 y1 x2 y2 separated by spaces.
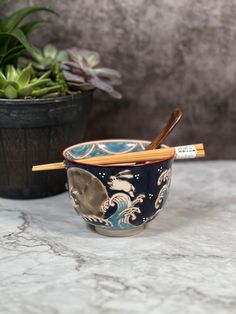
62 138 173 168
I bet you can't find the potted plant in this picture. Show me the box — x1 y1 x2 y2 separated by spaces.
0 5 121 199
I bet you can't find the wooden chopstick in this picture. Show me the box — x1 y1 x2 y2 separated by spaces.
32 144 205 172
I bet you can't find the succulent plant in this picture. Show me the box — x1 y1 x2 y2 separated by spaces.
0 6 56 69
61 48 122 99
19 44 69 96
52 61 68 96
28 44 68 70
0 64 62 99
0 5 123 100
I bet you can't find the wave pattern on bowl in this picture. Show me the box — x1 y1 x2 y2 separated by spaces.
64 140 149 161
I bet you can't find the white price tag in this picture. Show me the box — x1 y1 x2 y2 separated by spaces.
175 145 197 159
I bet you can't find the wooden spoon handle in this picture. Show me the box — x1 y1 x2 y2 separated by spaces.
145 108 183 150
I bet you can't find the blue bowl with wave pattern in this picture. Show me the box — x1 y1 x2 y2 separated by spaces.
63 139 173 237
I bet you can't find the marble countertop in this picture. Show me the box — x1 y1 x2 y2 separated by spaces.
0 161 235 314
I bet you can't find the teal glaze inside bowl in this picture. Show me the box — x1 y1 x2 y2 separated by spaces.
63 139 150 161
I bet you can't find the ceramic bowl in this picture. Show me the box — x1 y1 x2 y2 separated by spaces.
63 139 173 237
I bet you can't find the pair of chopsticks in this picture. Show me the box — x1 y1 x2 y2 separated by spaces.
32 143 205 171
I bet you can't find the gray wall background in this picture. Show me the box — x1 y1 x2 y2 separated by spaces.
2 0 236 159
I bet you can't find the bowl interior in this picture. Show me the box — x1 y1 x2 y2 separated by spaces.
63 139 150 161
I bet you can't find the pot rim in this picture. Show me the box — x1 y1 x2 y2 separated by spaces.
62 139 173 168
0 90 92 105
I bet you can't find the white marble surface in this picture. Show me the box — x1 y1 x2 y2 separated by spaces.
0 161 235 314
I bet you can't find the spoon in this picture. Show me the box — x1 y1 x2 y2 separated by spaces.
145 108 183 150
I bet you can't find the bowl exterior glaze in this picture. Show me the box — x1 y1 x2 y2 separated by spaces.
63 140 173 236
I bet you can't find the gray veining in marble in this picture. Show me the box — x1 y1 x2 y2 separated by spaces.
0 161 236 314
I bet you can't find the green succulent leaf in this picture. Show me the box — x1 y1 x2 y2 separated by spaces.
21 20 46 36
17 65 31 86
0 71 7 86
18 86 32 97
0 6 57 67
1 45 25 66
38 70 51 80
56 51 68 62
1 6 57 32
27 78 51 89
0 89 5 98
28 45 68 71
0 61 63 99
6 65 19 81
32 85 61 98
5 84 18 99
43 44 57 59
0 44 24 59
52 61 68 95
0 29 41 61
41 92 60 98
12 28 41 58
5 80 19 90
0 34 11 56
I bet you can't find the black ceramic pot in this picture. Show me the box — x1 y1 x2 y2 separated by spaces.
0 91 93 199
